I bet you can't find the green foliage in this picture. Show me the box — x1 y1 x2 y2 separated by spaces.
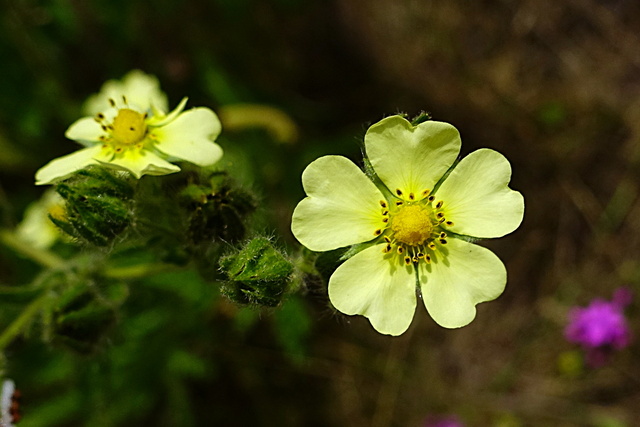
50 280 126 354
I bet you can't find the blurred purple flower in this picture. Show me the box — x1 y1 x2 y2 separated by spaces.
565 287 633 367
423 415 465 427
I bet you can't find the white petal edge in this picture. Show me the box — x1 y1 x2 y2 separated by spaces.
434 148 524 238
419 238 506 328
365 116 461 200
82 70 169 116
291 155 387 252
35 146 103 185
329 244 417 336
152 107 223 167
65 117 105 146
95 149 180 178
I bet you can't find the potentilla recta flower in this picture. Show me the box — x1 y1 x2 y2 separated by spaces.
291 115 524 336
35 71 223 185
15 189 66 249
565 287 633 367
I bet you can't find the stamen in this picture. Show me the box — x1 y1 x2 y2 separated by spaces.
396 189 403 197
395 201 403 206
436 212 444 219
383 244 392 253
445 221 454 226
382 218 389 223
439 238 447 245
409 193 415 200
381 210 388 216
439 232 447 238
422 189 430 197
412 256 419 263
436 201 444 209
384 236 391 243
115 147 123 153
438 217 446 224
97 113 105 120
122 95 128 104
374 229 382 236
428 242 436 250
404 256 412 265
397 247 404 254
425 254 431 263
108 98 116 107
417 252 425 259
380 200 387 208
428 195 435 202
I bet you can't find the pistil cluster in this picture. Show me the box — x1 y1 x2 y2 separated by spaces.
375 189 454 265
95 97 152 155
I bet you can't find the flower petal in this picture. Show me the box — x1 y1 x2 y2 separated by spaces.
83 70 169 116
15 190 64 248
329 244 417 336
419 238 506 328
65 117 105 146
95 149 180 178
291 155 387 251
35 146 103 185
365 116 461 200
434 149 524 238
152 107 223 167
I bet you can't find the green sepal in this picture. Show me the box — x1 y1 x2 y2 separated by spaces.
219 237 293 307
53 167 134 246
410 111 432 126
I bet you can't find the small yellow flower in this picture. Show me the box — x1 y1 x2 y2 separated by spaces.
291 115 524 336
15 189 66 249
35 71 223 185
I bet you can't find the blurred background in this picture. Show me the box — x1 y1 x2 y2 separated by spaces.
1 0 640 425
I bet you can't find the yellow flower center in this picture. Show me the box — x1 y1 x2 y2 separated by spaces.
378 196 453 266
390 204 433 246
111 109 147 145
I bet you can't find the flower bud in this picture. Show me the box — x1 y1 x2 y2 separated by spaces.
219 238 293 307
50 167 134 246
180 172 256 245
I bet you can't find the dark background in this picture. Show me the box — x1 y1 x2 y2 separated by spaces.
1 0 639 425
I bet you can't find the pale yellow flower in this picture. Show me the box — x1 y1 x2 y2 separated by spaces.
36 71 222 185
15 189 66 249
291 115 524 335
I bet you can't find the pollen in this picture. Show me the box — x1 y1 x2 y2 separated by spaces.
390 204 433 246
111 109 147 145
